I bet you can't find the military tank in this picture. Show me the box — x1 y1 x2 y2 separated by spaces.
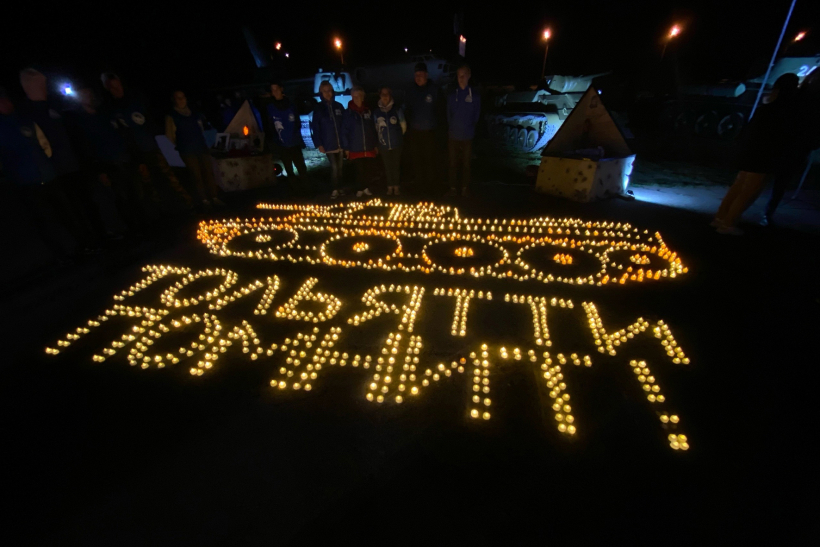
485 73 610 153
655 55 820 140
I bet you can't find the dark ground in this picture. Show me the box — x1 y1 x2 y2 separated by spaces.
1 166 817 544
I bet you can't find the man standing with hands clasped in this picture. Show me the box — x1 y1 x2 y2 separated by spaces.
446 64 481 197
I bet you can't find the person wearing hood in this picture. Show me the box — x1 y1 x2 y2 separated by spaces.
165 90 225 210
713 73 801 235
341 86 378 198
405 62 440 192
102 72 193 212
373 86 406 195
311 80 346 199
446 64 481 197
265 80 308 185
1 86 96 258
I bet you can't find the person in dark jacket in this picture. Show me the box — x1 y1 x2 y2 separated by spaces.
713 74 800 235
761 71 820 226
446 64 481 197
1 87 95 258
165 90 224 210
342 86 378 198
265 80 308 183
311 80 346 198
18 68 104 244
405 62 440 192
102 73 193 211
67 84 149 235
374 86 406 195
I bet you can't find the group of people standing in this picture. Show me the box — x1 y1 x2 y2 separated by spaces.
0 68 229 264
274 61 482 199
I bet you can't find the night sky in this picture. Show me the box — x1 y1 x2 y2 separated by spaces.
0 0 817 102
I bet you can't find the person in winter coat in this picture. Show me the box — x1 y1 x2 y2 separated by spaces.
102 73 193 211
310 80 346 199
405 62 440 191
1 87 95 258
761 71 820 226
165 90 224 210
341 86 378 198
446 64 481 197
18 68 103 246
713 73 801 235
266 80 308 183
373 86 406 195
67 83 149 235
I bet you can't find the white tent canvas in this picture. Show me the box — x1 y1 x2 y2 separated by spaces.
536 87 635 202
224 100 263 135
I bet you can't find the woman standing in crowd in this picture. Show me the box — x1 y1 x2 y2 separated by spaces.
341 86 377 198
373 86 405 195
165 90 225 210
310 81 346 199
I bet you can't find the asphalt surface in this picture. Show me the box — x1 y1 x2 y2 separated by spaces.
2 181 815 544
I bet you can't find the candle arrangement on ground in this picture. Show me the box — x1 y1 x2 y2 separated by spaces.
45 200 693 451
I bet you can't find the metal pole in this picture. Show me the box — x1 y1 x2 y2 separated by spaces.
749 0 797 120
541 43 549 81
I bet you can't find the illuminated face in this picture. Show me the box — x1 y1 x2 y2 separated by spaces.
352 90 365 107
320 84 334 101
457 68 470 89
270 84 284 100
105 78 124 99
414 71 428 86
173 91 187 110
379 88 391 105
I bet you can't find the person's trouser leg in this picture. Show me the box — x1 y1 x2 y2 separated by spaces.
352 158 364 191
326 152 343 188
421 131 437 187
716 171 751 221
198 153 218 200
14 183 78 256
57 171 104 244
279 147 296 177
461 140 472 190
382 148 401 188
765 156 807 219
292 147 308 178
448 139 461 190
723 171 768 227
146 150 193 208
106 163 149 232
181 153 207 202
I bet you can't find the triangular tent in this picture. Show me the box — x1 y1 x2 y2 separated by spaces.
542 87 631 158
224 100 264 135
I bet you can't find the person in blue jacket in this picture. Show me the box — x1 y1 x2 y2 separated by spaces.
373 86 406 195
165 90 225 210
446 64 481 197
266 80 308 184
102 73 193 211
1 87 95 258
405 62 440 191
311 80 347 198
341 86 378 198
